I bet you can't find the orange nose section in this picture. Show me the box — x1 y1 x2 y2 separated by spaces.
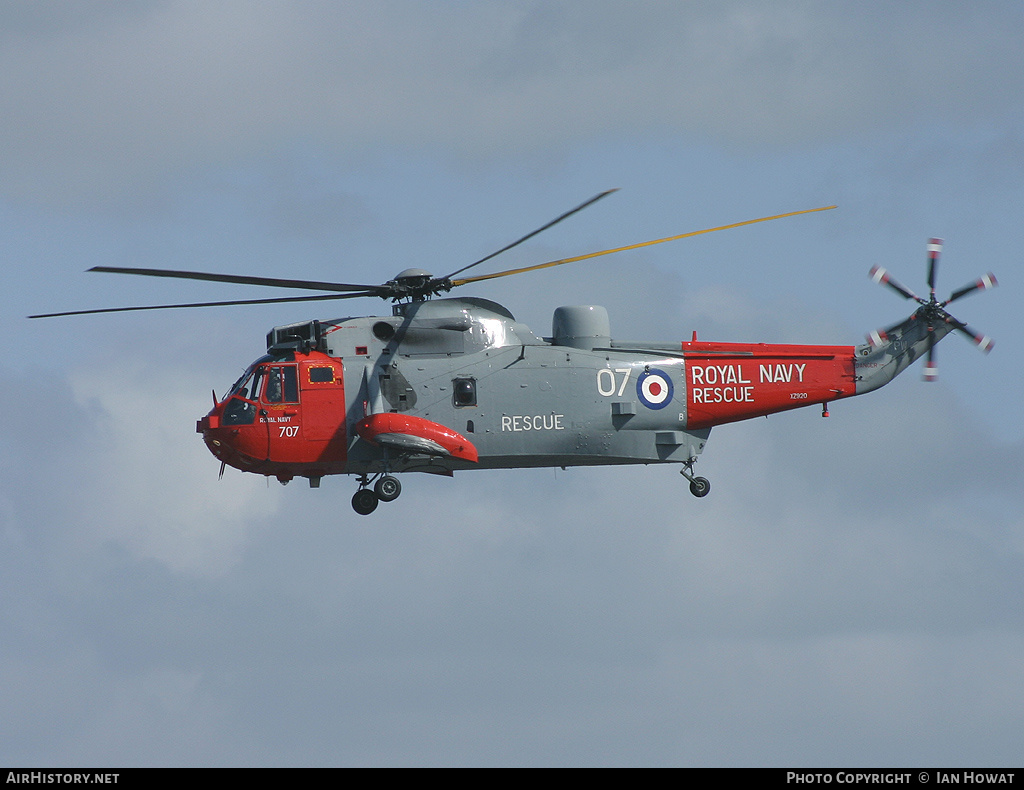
196 404 265 473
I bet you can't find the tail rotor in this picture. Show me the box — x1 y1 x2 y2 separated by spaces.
868 239 996 381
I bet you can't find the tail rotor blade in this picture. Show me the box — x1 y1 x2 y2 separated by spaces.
923 321 938 381
927 238 942 300
945 315 994 353
869 265 922 302
866 327 889 348
945 272 997 306
866 315 911 348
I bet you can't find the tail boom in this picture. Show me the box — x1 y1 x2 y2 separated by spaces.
680 311 956 428
855 311 955 394
681 341 856 429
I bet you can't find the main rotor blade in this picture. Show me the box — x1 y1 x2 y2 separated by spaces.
442 189 619 281
28 291 376 319
945 272 997 306
452 205 837 287
869 265 922 302
89 266 384 294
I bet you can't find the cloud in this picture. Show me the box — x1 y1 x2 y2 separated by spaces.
71 364 282 577
0 357 278 579
3 1 1022 206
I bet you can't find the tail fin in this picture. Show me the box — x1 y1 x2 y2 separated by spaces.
855 311 954 394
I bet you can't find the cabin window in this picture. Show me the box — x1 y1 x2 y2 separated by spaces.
453 377 477 407
308 366 335 384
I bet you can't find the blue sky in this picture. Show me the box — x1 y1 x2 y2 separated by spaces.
2 1 1022 766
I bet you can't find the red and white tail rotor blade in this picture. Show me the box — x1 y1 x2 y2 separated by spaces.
866 316 908 348
866 327 890 348
945 272 998 306
869 265 922 302
923 325 938 382
946 316 995 353
927 238 942 301
866 328 888 348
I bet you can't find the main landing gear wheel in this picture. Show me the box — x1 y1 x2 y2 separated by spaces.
351 488 379 515
688 476 711 498
680 463 711 498
374 475 402 502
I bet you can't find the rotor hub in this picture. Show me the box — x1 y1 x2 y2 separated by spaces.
386 268 441 301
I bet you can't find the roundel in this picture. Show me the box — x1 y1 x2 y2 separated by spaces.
636 368 674 410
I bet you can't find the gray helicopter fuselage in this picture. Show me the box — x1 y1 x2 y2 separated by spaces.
285 297 709 475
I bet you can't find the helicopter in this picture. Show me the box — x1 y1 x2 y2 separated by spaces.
31 192 997 515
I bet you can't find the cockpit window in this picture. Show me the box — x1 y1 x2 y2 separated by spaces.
225 360 262 401
220 358 299 424
221 366 262 425
222 397 256 425
264 366 298 403
224 371 250 402
249 368 266 402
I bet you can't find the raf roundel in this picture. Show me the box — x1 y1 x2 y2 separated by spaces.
636 368 674 410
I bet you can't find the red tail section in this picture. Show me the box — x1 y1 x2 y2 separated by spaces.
682 341 856 429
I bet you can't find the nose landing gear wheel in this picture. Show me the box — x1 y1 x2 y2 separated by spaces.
351 488 379 515
688 476 711 498
374 475 402 502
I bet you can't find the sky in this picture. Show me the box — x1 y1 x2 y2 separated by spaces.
2 0 1022 767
